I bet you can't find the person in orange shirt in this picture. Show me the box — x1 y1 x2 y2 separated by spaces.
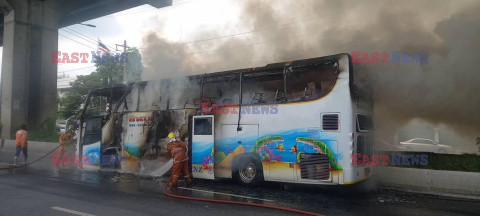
14 125 28 166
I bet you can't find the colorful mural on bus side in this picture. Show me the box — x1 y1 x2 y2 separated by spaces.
83 141 101 166
121 112 153 172
192 128 343 180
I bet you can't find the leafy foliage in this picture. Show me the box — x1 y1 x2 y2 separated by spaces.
29 118 59 142
57 73 103 119
126 48 143 82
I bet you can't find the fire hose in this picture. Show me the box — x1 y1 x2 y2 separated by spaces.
0 144 61 170
163 165 325 216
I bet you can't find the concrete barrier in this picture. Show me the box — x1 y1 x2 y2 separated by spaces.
376 166 480 196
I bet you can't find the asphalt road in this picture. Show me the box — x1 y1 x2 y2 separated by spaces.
1 141 479 216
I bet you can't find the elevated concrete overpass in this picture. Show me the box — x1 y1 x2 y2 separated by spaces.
0 0 172 138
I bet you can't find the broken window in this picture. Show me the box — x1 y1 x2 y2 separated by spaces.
357 114 374 132
241 63 338 105
130 79 203 111
113 58 339 113
85 95 108 116
119 84 140 112
286 68 337 102
194 117 213 135
202 79 240 106
352 63 374 108
138 81 162 111
167 78 201 110
242 72 284 104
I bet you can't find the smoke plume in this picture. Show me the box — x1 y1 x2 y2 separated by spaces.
141 0 480 152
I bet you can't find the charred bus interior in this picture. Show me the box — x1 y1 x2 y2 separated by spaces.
78 85 129 168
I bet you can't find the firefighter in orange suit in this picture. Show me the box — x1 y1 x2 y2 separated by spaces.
167 132 192 187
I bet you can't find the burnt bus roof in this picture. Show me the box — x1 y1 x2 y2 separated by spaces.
191 53 346 83
89 84 129 98
92 53 347 88
262 53 343 69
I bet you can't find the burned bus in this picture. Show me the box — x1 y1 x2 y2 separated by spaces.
75 53 374 185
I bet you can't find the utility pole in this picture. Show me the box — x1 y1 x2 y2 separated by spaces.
116 40 129 83
123 40 127 83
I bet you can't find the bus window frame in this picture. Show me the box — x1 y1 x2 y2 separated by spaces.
237 64 340 106
111 54 350 114
356 114 374 132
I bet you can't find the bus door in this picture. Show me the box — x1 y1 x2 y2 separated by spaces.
82 116 103 167
191 115 215 179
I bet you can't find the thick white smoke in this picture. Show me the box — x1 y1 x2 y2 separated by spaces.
141 0 480 152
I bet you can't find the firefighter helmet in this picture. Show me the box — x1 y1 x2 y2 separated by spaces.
167 132 177 140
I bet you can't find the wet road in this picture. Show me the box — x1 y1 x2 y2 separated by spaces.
1 141 479 216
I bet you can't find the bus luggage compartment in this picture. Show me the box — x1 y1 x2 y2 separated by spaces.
299 153 330 180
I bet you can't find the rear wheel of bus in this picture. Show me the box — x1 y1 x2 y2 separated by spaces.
233 155 264 186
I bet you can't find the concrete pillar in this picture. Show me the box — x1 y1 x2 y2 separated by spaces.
1 0 58 138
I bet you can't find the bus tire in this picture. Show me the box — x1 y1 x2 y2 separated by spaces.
233 154 264 186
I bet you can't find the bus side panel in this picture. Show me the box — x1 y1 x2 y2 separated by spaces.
214 124 259 179
209 54 357 185
211 89 349 184
120 112 152 172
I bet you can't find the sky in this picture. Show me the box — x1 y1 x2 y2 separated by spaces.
56 0 242 78
0 0 242 78
0 0 476 79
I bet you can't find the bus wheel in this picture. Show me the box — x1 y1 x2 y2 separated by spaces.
233 155 264 186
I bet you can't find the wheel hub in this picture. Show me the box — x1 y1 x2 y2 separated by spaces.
239 161 256 183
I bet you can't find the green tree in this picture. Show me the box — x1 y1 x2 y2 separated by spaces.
126 48 143 82
57 48 143 119
57 72 102 118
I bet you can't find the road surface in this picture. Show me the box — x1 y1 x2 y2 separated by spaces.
1 141 479 216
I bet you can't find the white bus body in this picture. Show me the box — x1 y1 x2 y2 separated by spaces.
76 53 374 186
